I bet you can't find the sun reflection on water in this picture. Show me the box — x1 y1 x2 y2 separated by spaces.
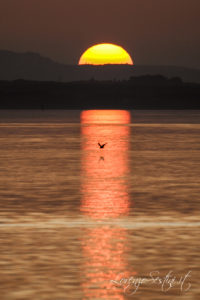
81 110 131 219
81 110 135 299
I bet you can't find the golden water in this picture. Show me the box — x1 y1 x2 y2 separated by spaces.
0 110 199 299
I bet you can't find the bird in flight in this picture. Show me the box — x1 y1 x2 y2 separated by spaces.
98 143 107 149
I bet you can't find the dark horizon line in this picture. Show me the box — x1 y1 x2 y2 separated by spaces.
1 77 200 110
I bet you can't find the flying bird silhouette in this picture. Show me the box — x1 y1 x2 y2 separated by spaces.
98 143 107 149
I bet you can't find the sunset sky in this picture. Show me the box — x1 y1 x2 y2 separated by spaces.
0 0 200 68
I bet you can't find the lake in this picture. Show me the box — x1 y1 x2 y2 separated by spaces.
0 110 199 299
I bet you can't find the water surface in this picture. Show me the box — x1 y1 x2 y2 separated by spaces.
0 110 199 299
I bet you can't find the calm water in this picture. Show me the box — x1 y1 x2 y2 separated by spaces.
0 110 199 300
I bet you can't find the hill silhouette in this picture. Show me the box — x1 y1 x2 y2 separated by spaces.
1 50 200 83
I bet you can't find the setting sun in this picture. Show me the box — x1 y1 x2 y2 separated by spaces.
78 43 133 65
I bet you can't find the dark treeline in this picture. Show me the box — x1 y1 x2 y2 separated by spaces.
0 75 200 109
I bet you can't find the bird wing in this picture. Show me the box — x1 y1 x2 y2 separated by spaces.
98 143 101 147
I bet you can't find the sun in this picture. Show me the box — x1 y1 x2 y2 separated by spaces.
78 43 133 65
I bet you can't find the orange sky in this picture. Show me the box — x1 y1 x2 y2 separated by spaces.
0 0 200 68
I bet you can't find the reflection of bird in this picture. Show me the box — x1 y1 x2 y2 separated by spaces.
99 156 105 162
98 143 107 149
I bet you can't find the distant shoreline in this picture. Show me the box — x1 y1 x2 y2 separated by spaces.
0 77 200 109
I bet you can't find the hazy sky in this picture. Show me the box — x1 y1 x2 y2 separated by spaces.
0 0 200 68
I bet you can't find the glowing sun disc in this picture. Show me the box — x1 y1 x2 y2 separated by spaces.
79 43 133 65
